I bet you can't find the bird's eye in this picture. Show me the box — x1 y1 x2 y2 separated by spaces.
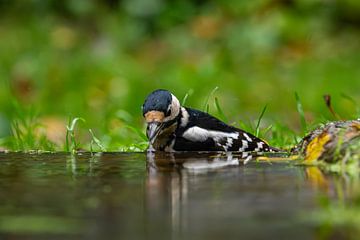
166 109 171 116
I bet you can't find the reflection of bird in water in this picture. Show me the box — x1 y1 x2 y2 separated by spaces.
146 151 257 173
142 89 278 152
292 120 360 163
145 151 258 238
145 150 261 238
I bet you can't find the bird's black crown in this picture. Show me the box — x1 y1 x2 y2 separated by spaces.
142 89 172 116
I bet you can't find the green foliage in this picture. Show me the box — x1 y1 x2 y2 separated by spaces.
0 1 360 152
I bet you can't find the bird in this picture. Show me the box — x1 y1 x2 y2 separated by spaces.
142 89 278 152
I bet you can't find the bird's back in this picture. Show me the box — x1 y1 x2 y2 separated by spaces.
173 108 275 152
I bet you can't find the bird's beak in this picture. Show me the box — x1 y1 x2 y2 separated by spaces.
147 122 163 144
145 111 165 144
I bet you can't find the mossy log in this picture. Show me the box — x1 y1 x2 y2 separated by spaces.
292 120 360 163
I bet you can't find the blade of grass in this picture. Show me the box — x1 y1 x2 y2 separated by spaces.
66 117 85 154
65 117 71 152
182 93 189 106
237 119 254 133
67 118 85 132
263 124 273 136
255 104 267 137
340 93 359 117
8 103 45 151
181 89 193 106
11 120 23 150
295 92 307 134
214 97 228 123
340 93 357 105
89 129 106 152
125 125 148 141
202 86 219 113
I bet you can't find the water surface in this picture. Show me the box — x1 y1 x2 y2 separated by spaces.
0 152 350 239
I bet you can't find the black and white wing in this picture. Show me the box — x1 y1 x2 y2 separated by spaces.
174 108 273 152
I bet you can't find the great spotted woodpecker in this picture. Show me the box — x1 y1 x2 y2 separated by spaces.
142 89 278 152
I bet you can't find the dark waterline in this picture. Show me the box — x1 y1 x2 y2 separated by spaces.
0 152 346 239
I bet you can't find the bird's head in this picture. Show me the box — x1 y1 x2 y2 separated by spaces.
142 89 181 144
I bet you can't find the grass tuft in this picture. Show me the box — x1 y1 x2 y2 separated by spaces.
65 117 85 154
295 92 307 134
5 101 55 152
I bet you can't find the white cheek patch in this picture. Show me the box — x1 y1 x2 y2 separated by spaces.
182 126 239 143
164 94 180 122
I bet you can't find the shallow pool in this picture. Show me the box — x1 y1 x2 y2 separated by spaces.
0 152 352 239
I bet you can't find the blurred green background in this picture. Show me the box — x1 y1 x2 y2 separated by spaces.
0 0 360 151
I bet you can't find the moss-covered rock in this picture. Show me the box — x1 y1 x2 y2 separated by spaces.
292 120 360 163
